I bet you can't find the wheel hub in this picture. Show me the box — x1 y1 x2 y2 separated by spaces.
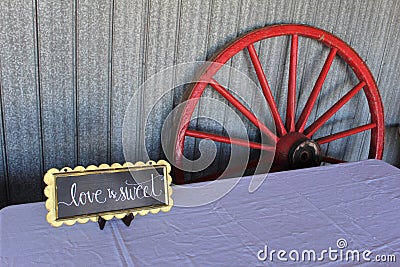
289 139 322 169
273 132 322 171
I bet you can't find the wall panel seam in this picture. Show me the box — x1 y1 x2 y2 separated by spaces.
172 0 182 107
137 0 151 160
107 0 115 164
0 56 10 205
73 0 79 165
32 0 45 199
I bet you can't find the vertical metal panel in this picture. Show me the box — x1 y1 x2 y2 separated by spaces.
342 0 397 162
0 0 43 204
305 0 342 160
0 86 7 208
171 0 212 180
111 0 146 163
294 0 340 122
291 0 320 123
143 0 180 161
326 0 374 161
289 0 316 126
194 0 242 178
310 0 364 160
76 0 112 166
258 0 294 124
231 0 272 124
220 0 273 175
38 0 76 170
305 0 398 163
174 0 211 96
375 0 400 166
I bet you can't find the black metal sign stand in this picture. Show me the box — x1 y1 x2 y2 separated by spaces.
98 213 135 230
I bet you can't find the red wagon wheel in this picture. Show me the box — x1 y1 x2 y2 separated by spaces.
173 24 384 184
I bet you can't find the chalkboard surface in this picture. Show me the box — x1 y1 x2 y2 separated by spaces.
56 167 167 219
44 161 173 227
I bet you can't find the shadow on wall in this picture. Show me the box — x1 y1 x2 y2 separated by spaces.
384 124 400 167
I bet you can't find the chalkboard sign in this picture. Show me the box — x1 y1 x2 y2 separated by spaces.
44 160 173 227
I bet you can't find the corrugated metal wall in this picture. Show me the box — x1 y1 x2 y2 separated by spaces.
0 0 399 208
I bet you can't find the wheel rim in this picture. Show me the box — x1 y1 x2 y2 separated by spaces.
173 24 384 184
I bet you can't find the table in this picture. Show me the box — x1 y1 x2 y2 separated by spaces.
1 160 399 266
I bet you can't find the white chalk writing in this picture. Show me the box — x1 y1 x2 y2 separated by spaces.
58 173 164 207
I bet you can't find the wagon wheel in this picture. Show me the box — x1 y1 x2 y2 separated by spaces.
173 24 384 184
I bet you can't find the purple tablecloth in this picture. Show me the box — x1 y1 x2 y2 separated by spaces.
1 160 399 266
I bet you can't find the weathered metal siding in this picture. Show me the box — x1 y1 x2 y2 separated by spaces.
0 0 44 205
0 0 399 207
38 0 77 180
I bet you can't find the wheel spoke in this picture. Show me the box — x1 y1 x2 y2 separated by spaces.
247 44 287 137
186 129 275 151
286 34 298 132
209 78 278 143
304 81 366 137
296 48 338 132
316 123 376 145
322 156 346 164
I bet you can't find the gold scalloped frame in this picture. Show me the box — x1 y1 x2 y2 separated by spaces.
44 160 173 227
